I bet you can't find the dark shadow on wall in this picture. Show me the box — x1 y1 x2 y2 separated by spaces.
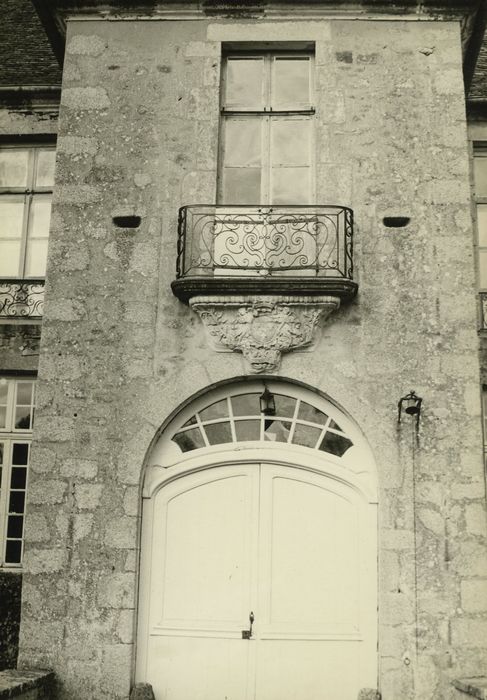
0 571 21 670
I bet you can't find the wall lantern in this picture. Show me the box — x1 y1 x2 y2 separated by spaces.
398 390 422 429
259 386 276 416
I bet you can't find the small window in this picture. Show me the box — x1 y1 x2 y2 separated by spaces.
0 145 55 279
0 377 36 567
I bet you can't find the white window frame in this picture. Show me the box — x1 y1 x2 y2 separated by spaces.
0 377 36 568
218 49 316 205
0 144 55 279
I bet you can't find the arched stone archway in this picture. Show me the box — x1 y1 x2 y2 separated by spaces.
136 379 378 700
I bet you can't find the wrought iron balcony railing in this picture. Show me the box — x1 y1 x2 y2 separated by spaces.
0 280 45 318
171 205 357 302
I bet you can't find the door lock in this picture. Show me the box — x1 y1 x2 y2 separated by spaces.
242 611 254 639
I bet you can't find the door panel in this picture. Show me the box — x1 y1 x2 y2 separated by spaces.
145 466 259 700
140 462 377 700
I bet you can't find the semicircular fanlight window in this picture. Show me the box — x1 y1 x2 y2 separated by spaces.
171 392 353 457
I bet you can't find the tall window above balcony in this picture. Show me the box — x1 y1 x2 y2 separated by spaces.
219 47 314 205
0 145 55 278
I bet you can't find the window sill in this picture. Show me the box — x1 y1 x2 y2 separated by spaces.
453 678 487 699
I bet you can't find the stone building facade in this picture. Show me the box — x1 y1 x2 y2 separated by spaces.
1 1 487 699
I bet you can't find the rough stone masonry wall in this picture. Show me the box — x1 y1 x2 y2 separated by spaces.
17 15 487 700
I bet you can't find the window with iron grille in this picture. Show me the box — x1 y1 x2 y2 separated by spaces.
0 146 55 278
219 47 315 205
0 377 36 566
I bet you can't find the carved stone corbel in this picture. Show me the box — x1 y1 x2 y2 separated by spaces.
189 295 340 373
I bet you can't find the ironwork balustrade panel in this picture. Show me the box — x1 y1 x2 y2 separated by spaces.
176 206 353 280
0 280 45 318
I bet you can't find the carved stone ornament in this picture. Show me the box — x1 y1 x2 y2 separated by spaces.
189 295 340 373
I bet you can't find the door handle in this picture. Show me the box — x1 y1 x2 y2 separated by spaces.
242 611 254 639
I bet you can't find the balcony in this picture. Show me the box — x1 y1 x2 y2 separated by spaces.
0 280 45 319
171 205 357 303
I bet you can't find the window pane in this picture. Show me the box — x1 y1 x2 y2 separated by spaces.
16 382 33 405
0 442 3 463
204 422 232 445
12 443 29 465
273 394 296 418
273 58 311 107
223 168 261 204
199 399 228 422
15 407 31 430
5 540 22 564
172 428 205 452
479 250 487 289
24 238 49 277
271 120 310 167
298 401 328 425
475 157 487 197
0 240 22 276
35 150 56 187
234 419 261 441
264 419 291 442
271 167 310 205
0 381 7 404
0 408 6 429
0 150 29 187
0 200 25 238
292 423 322 449
28 197 51 238
224 119 261 168
10 467 27 489
225 58 264 108
7 515 23 539
319 431 353 457
231 393 261 416
478 205 487 247
8 490 25 513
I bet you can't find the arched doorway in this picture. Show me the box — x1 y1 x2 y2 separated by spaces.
136 380 378 700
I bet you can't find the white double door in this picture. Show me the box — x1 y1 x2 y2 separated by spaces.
138 462 377 700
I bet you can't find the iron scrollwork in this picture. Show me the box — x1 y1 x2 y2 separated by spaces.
0 280 45 318
176 205 354 279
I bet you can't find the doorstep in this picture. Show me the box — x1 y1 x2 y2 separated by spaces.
0 670 54 698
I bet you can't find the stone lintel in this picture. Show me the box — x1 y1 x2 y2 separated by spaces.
190 294 340 372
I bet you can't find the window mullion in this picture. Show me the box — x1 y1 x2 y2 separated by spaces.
19 194 33 278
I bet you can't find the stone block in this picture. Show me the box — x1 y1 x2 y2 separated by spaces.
96 573 135 609
461 580 487 613
23 514 50 543
61 87 110 110
74 484 103 510
451 618 487 647
67 34 106 56
60 458 98 479
28 480 67 506
23 549 66 575
104 517 137 549
465 503 487 538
